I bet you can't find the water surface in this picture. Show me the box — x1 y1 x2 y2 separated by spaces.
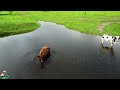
0 21 120 79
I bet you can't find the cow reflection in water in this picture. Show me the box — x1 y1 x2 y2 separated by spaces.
100 43 115 57
37 45 51 68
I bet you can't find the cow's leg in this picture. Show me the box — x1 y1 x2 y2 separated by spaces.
41 59 44 63
114 41 117 44
41 62 44 69
40 54 44 63
111 42 113 48
101 38 104 44
101 42 104 48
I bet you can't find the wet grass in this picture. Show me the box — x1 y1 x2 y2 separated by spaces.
0 11 120 37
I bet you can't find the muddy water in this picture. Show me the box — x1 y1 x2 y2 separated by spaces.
0 21 120 79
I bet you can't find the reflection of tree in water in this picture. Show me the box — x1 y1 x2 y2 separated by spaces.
100 43 115 57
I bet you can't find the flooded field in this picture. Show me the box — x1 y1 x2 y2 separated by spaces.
0 21 120 79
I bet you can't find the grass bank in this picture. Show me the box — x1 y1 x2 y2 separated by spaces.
0 11 120 37
0 11 40 37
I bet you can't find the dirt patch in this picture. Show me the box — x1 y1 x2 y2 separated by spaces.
97 22 120 33
97 22 112 33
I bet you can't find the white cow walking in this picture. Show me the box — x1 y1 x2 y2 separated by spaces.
101 34 120 47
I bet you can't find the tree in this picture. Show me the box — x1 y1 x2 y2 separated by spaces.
85 11 86 15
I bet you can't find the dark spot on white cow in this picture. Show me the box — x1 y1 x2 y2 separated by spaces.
113 37 117 42
103 37 104 38
107 37 108 38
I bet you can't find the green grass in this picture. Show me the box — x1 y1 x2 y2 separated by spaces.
104 23 120 36
0 11 120 37
0 11 40 37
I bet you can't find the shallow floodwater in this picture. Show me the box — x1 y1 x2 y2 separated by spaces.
0 21 120 79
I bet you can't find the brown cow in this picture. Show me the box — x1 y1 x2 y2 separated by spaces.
37 45 50 63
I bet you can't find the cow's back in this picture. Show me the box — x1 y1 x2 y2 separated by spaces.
42 47 50 56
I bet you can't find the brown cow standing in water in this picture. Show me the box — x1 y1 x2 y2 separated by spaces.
37 45 50 63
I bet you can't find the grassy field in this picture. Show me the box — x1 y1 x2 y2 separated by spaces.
104 23 120 36
0 11 120 37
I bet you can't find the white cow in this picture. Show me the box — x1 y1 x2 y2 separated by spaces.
101 34 120 47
